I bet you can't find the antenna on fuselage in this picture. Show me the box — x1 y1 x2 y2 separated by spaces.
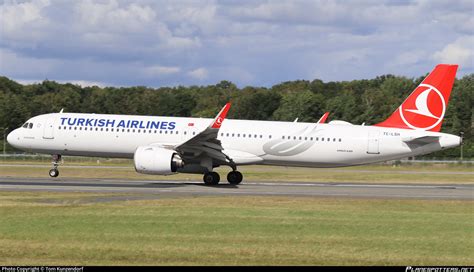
59 108 64 113
293 118 298 122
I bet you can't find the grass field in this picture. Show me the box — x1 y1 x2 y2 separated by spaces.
0 160 472 265
1 159 472 184
0 191 472 265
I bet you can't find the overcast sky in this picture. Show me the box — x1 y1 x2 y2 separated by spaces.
1 0 473 88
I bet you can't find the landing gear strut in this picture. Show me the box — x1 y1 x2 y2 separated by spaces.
203 172 220 185
227 171 243 185
49 154 61 178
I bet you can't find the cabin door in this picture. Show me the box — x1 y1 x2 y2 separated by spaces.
367 131 380 154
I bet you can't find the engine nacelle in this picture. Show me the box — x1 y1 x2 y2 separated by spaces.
133 146 184 175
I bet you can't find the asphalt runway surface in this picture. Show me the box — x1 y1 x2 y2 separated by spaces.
0 176 472 200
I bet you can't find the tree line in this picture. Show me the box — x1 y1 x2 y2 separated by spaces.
0 74 472 158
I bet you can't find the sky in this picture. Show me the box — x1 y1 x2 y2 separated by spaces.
0 0 473 88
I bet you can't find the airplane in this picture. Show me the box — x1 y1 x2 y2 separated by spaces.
7 64 461 185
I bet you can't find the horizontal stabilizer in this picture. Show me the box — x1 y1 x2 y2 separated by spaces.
402 136 440 145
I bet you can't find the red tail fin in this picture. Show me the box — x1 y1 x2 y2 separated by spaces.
375 64 458 132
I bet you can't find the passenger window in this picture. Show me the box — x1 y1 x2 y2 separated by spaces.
282 136 285 139
269 135 272 139
339 138 342 142
333 138 336 142
327 138 330 141
310 137 313 141
321 138 324 141
299 136 302 140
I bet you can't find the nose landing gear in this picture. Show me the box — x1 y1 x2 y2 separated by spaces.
49 154 61 178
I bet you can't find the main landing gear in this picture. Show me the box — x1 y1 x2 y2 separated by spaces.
49 154 61 178
202 170 243 185
227 171 243 185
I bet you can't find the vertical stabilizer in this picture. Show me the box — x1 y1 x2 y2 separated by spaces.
375 64 458 132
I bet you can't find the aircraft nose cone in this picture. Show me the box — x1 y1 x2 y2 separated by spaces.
7 129 18 148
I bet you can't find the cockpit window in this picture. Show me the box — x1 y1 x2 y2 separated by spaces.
22 122 34 129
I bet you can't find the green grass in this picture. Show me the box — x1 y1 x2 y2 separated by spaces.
0 192 472 265
0 162 472 184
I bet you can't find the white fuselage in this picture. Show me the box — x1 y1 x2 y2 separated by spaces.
7 113 461 169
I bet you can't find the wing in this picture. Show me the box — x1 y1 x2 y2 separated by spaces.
174 103 233 164
317 112 330 124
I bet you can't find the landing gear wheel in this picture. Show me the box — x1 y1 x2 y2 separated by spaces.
203 172 220 185
49 154 61 178
227 171 243 185
49 169 59 178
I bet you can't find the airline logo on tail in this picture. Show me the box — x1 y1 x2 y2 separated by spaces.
375 64 457 132
400 83 445 130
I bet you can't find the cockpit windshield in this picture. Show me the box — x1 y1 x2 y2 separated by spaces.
22 122 34 129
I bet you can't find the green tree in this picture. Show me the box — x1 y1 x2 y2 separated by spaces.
273 90 324 122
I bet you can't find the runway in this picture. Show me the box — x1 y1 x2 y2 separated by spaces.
0 176 472 200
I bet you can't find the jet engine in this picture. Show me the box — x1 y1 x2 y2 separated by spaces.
133 146 184 175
